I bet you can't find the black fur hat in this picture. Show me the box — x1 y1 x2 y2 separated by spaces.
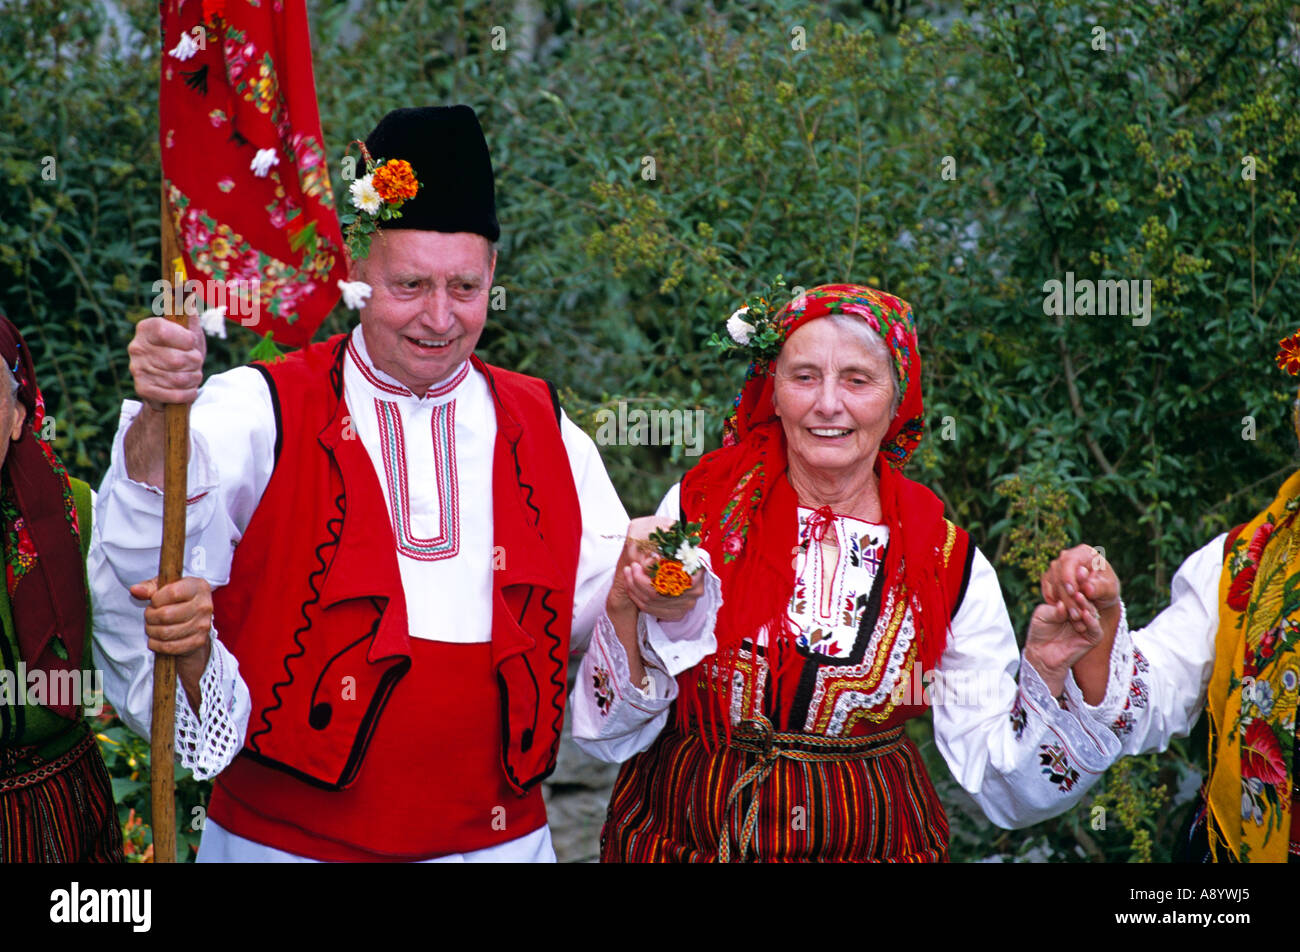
364 105 499 242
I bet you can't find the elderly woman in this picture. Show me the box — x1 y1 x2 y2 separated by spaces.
571 284 1115 862
0 314 214 861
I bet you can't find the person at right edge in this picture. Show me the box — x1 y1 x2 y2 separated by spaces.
1038 327 1300 863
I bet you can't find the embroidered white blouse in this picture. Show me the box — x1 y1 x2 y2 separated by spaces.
571 484 1230 833
87 325 719 863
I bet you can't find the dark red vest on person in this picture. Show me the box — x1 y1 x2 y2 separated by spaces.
207 335 581 860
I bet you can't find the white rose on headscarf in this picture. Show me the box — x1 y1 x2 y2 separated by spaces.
726 307 756 345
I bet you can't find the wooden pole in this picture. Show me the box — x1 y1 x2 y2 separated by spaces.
151 184 188 864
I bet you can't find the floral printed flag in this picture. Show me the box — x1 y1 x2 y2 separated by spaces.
159 0 343 348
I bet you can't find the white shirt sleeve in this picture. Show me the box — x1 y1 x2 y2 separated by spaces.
931 547 1123 829
562 412 631 651
570 481 722 763
1069 534 1225 754
89 365 275 778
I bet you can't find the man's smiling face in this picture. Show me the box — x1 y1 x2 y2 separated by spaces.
355 229 496 396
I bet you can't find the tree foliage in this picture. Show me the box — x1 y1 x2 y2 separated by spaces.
2 0 1298 861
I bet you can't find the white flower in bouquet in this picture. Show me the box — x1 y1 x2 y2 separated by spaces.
349 174 382 215
674 540 704 575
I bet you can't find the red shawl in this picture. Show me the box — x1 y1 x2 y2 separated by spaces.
0 315 88 720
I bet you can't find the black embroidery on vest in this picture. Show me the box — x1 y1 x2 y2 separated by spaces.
497 588 567 791
541 589 565 763
336 599 409 788
307 629 375 730
248 488 345 751
482 362 545 530
498 589 541 789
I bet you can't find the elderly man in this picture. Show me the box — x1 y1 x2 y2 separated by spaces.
91 105 711 862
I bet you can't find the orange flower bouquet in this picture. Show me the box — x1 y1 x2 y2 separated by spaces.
646 519 705 597
342 140 423 260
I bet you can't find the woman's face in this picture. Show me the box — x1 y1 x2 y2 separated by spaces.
773 319 896 480
0 375 26 471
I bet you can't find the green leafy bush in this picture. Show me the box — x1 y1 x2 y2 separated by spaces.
3 0 1297 861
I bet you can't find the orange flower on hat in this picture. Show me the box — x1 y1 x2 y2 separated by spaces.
372 159 419 203
651 560 692 597
1277 331 1300 376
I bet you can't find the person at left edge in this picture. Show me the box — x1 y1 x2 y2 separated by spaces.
0 313 214 861
89 104 718 862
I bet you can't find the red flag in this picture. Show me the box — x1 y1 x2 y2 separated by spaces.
160 0 343 348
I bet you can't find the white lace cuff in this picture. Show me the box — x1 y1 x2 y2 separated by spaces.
174 627 245 781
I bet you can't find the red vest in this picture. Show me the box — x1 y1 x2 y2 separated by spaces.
207 335 582 859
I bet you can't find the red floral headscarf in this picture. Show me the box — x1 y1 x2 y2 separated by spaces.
0 314 88 721
680 284 952 734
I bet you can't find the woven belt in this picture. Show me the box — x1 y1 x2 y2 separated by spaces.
0 723 96 793
704 716 907 862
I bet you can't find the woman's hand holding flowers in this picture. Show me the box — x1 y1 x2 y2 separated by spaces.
606 516 707 625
